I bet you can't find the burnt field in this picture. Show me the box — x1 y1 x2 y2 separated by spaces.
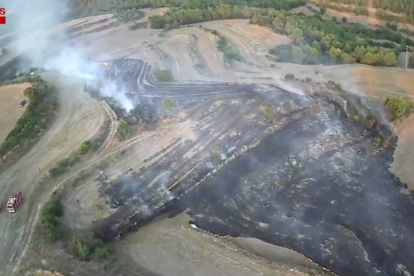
80 59 414 276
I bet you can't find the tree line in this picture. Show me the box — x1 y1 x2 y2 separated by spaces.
67 0 305 18
149 5 301 28
324 0 367 5
251 11 405 66
317 0 369 16
0 79 59 157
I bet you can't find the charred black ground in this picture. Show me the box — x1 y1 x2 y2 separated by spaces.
84 59 414 276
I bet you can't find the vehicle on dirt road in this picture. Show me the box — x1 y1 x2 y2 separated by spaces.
6 191 22 213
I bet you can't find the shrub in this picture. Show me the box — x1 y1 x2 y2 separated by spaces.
117 119 133 141
49 156 80 178
41 197 64 242
285 73 295 80
72 237 116 262
385 97 413 119
79 140 92 155
217 37 243 62
163 98 177 111
155 69 174 82
210 149 223 167
262 106 275 121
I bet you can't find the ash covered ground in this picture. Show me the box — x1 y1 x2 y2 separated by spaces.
71 59 414 276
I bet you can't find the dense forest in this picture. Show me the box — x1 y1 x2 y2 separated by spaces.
149 6 287 28
252 12 405 66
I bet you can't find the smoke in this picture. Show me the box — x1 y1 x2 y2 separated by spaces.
4 0 134 112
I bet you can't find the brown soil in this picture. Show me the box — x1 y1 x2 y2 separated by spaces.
0 74 105 276
120 212 332 276
0 83 30 145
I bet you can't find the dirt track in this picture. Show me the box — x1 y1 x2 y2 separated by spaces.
0 74 104 276
1 8 414 276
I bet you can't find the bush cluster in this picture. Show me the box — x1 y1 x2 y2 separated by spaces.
0 80 58 157
71 237 116 262
155 69 175 82
41 197 64 242
385 96 413 119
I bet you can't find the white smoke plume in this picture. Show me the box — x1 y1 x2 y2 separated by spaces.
3 0 134 112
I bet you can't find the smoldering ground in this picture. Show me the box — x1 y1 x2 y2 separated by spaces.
89 78 414 276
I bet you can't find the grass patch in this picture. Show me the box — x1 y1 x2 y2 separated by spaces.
0 79 58 157
117 119 133 141
163 98 177 111
338 225 357 239
113 8 144 23
40 196 64 242
71 236 117 263
216 36 243 63
155 69 174 82
49 156 80 178
210 149 223 167
262 106 276 122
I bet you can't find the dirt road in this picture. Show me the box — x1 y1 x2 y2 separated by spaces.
0 74 104 276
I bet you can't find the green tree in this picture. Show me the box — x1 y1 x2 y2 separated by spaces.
312 41 322 54
354 45 366 61
385 97 413 119
272 17 284 30
303 44 316 56
341 53 356 63
342 17 348 23
292 47 305 63
383 52 397 66
232 6 244 18
362 52 375 65
79 140 92 155
343 43 352 53
292 28 303 42
329 47 342 58
284 22 295 35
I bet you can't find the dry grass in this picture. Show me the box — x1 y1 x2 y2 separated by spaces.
0 83 30 145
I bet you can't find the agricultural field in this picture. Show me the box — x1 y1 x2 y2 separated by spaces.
1 1 414 276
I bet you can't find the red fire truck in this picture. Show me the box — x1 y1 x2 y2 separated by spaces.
6 191 22 213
